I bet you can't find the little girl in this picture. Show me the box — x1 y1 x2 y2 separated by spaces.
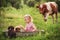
24 14 37 32
15 14 37 32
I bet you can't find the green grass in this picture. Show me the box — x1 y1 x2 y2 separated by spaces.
0 6 60 40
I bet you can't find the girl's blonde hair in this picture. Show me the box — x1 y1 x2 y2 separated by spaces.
24 14 33 22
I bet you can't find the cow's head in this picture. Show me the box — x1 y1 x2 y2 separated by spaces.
36 4 49 22
43 13 49 22
36 4 46 14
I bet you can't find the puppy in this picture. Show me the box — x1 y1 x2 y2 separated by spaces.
15 25 24 32
8 26 16 38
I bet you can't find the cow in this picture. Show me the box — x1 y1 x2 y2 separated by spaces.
36 2 58 24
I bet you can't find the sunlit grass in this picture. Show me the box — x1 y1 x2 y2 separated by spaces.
0 6 60 40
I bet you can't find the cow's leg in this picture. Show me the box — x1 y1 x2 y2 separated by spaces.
52 15 54 24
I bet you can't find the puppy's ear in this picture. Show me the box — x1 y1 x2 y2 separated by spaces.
8 26 14 30
8 27 11 30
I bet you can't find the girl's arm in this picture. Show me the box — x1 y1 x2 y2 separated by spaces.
32 24 37 31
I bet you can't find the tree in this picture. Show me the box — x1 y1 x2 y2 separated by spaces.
56 0 60 12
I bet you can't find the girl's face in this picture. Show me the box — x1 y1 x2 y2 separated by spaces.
24 16 31 23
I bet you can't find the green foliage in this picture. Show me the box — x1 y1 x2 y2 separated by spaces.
24 0 28 4
0 0 41 8
0 0 22 9
46 0 56 2
0 6 60 40
56 0 60 12
0 0 7 7
27 1 35 7
35 0 41 2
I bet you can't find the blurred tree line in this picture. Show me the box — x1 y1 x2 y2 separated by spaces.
0 0 22 9
0 0 41 9
0 0 60 12
56 0 60 12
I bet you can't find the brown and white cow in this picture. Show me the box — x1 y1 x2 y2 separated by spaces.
36 2 58 23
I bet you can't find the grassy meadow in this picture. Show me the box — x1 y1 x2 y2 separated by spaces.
0 5 60 40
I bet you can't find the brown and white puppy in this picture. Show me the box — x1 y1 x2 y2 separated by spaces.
14 25 24 32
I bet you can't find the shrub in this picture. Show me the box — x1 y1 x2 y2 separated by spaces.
56 0 60 12
27 1 35 7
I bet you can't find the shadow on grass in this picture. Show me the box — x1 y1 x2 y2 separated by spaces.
0 31 17 40
46 26 60 40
